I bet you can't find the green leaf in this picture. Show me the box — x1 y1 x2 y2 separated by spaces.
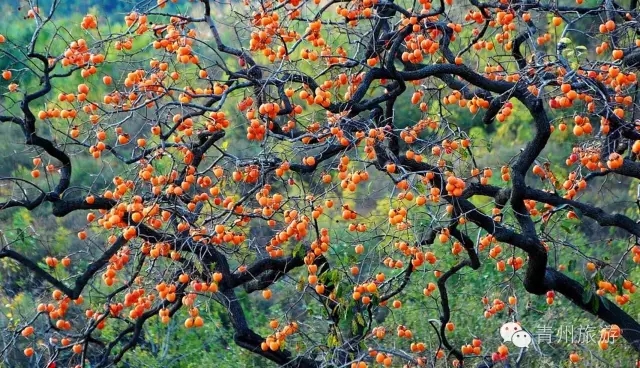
567 259 576 272
335 282 344 299
356 312 365 326
559 37 572 45
327 333 339 347
293 242 306 259
345 303 354 322
594 270 604 285
614 277 625 296
575 45 587 51
591 295 600 313
320 269 341 287
582 288 593 304
193 259 205 274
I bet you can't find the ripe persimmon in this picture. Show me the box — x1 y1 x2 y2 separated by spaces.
612 49 623 60
21 326 34 338
262 289 272 299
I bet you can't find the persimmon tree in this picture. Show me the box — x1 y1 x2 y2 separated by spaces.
1 0 640 366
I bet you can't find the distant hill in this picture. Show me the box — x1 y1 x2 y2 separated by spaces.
8 0 155 19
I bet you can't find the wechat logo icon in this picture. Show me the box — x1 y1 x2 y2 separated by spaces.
500 322 533 348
